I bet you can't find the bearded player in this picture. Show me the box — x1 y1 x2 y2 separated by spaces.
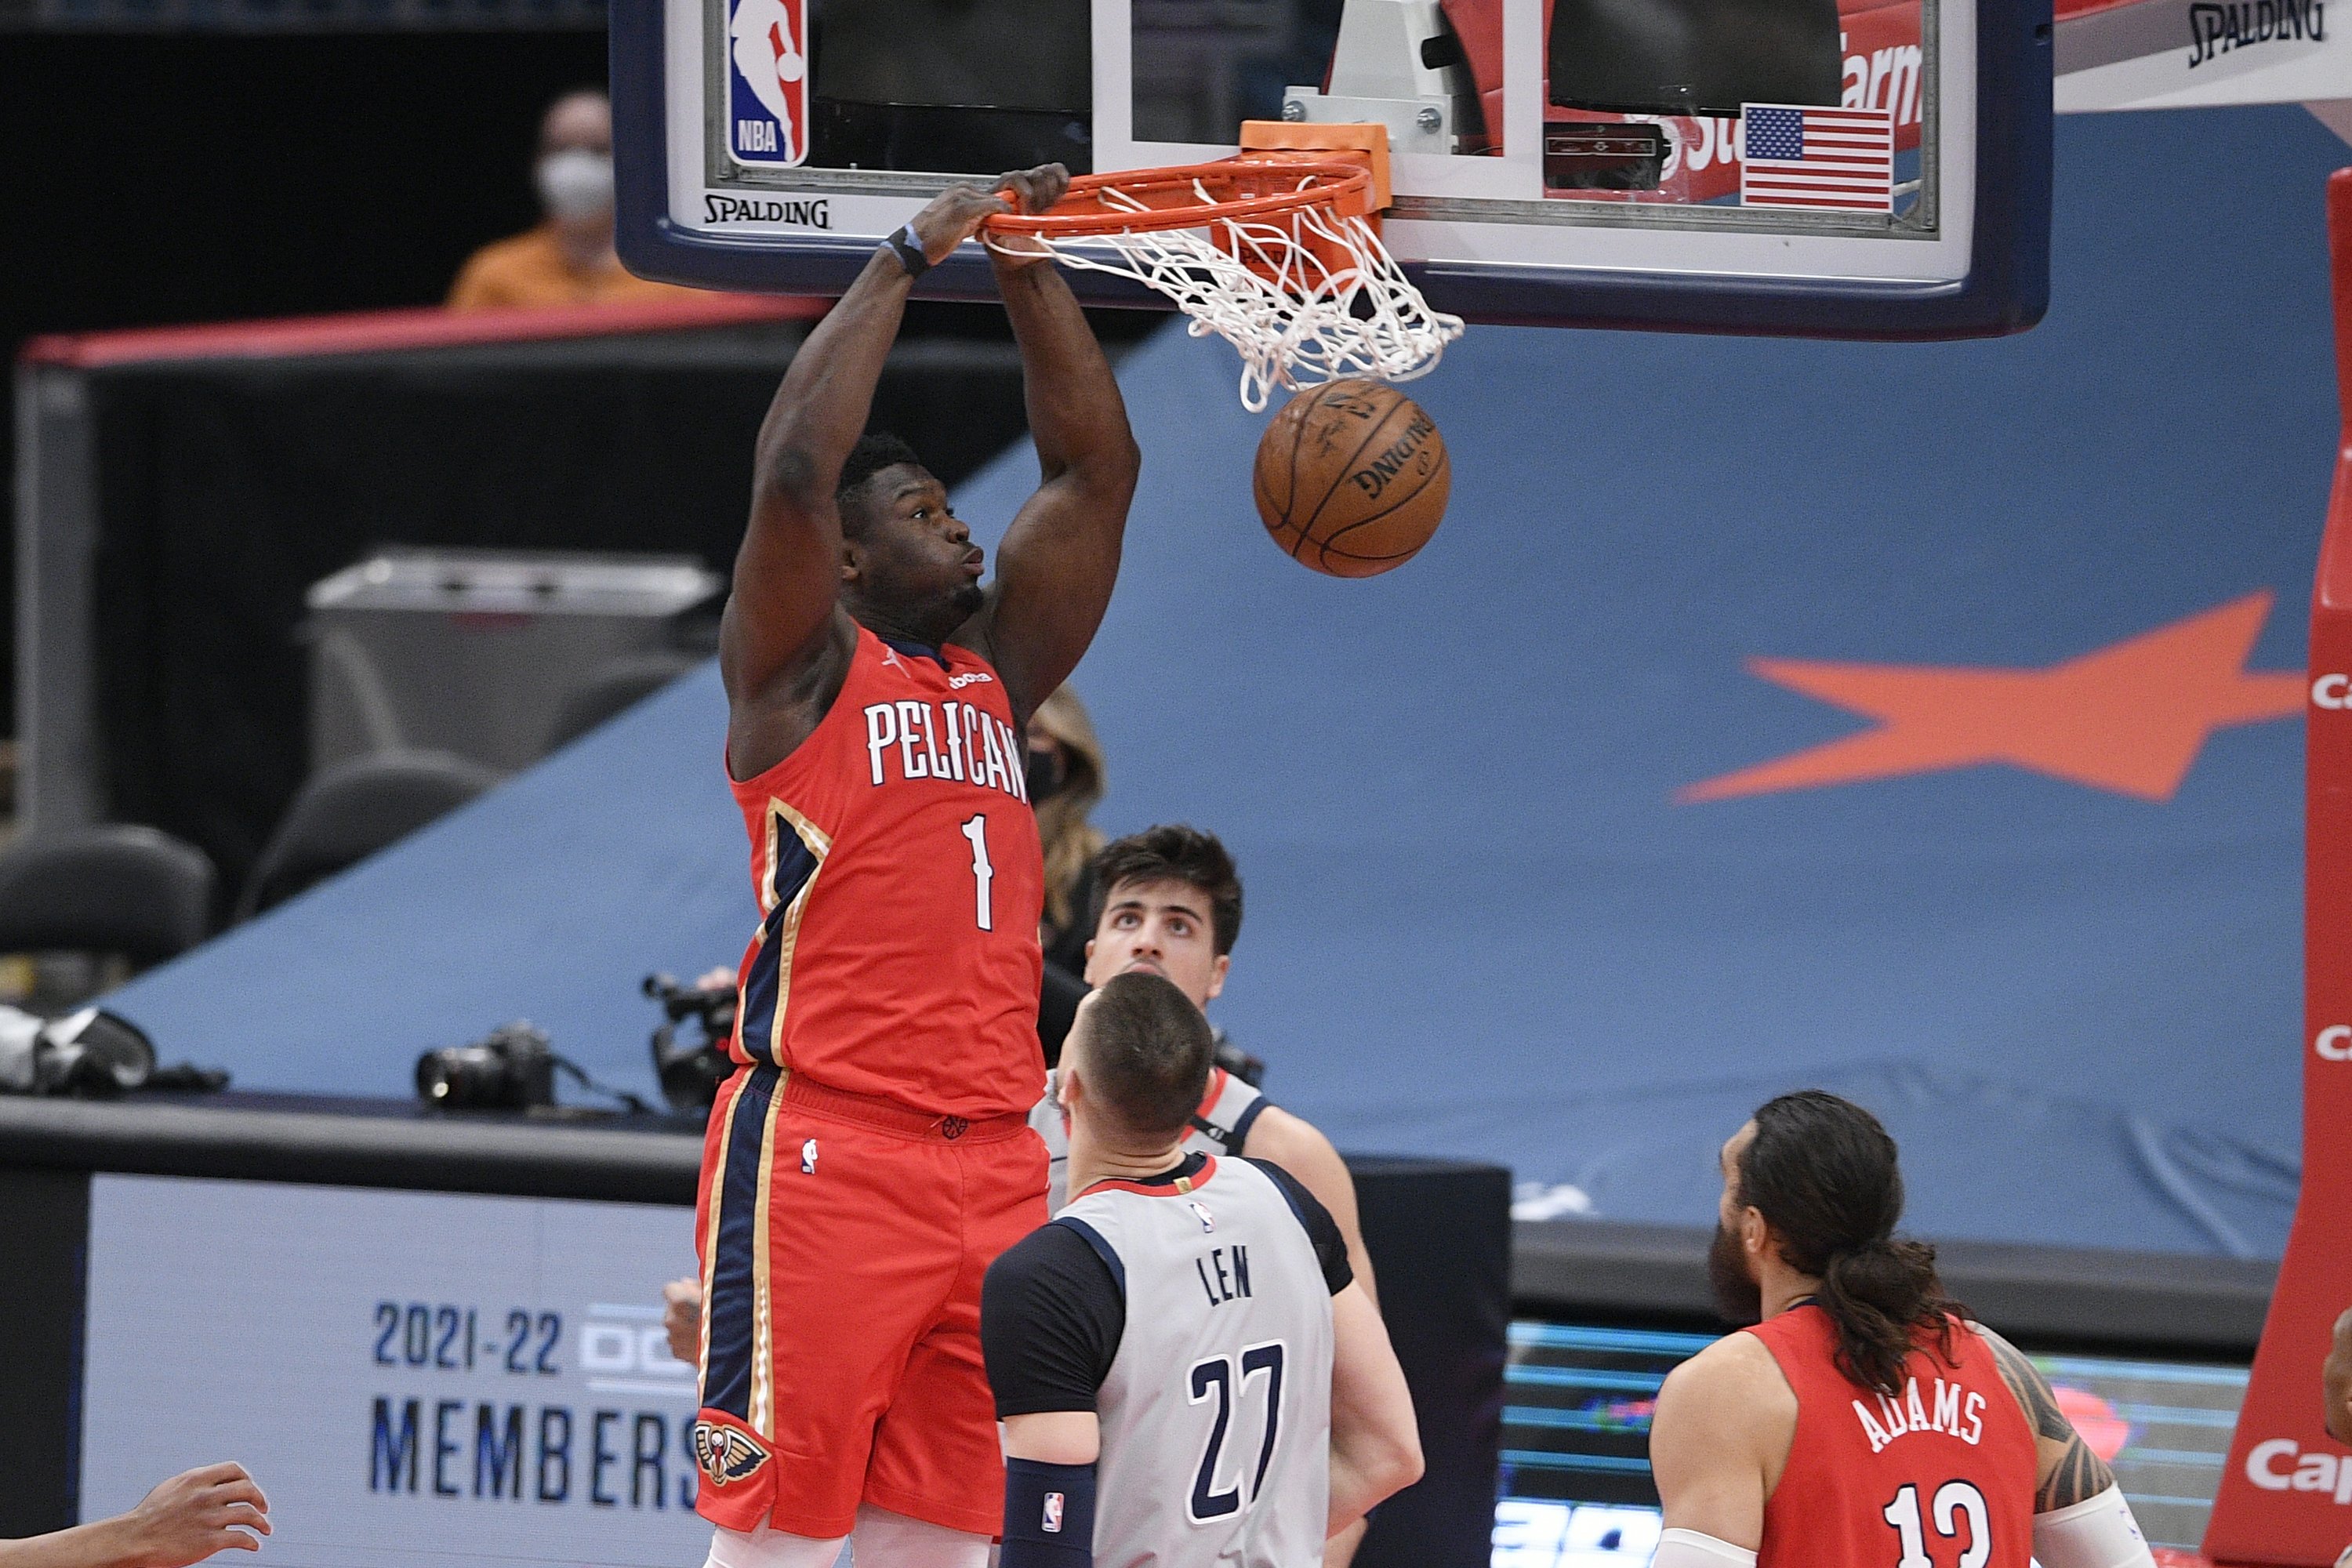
1647 1091 2158 1568
690 165 1138 1568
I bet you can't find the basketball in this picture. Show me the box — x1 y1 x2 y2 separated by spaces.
1253 379 1450 578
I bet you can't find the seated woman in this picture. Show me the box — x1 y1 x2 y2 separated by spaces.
1029 684 1106 1064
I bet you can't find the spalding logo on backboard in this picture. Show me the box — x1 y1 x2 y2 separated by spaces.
726 0 808 167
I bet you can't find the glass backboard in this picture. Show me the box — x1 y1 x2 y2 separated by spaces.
612 0 2051 336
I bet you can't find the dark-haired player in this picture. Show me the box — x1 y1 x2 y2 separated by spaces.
690 165 1138 1568
1025 826 1396 1568
981 972 1423 1568
1036 826 1372 1269
1647 1091 2158 1568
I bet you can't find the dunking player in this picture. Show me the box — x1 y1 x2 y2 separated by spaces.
1648 1091 2158 1568
980 973 1424 1568
691 165 1138 1568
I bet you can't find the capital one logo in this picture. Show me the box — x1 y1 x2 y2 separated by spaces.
727 0 808 166
2247 1439 2352 1502
2318 1027 2352 1062
2313 673 2352 708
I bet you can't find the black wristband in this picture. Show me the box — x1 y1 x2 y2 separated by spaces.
1002 1457 1095 1567
886 224 931 279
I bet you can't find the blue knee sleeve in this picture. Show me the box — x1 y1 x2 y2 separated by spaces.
1000 1457 1095 1568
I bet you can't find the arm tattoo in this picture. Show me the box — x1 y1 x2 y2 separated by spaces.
1974 1323 2116 1512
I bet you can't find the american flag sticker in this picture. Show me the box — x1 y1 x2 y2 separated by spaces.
1739 104 1896 212
1043 1492 1065 1533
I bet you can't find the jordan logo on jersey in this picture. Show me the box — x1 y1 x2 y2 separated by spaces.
862 699 1030 800
692 1419 772 1484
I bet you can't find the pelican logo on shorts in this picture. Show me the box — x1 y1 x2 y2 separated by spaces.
724 0 808 167
1189 1201 1216 1233
692 1421 772 1486
1043 1492 1065 1533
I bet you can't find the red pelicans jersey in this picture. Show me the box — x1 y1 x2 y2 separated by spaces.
727 626 1046 1119
1744 1304 2038 1568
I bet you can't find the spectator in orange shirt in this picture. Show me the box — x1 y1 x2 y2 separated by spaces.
448 89 699 311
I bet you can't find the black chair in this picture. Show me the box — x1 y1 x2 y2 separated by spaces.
542 649 704 754
0 825 216 968
238 750 499 919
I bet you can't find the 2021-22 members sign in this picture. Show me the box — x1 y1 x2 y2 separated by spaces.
82 1174 712 1568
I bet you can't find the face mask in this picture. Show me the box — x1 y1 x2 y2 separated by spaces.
536 149 615 221
1026 748 1067 804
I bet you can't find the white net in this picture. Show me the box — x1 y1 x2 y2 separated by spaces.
989 177 1465 413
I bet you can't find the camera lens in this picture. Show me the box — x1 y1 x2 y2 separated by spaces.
415 1025 557 1112
416 1044 517 1109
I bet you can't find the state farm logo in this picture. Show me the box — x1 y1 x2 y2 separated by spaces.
2316 1026 2352 1061
2247 1438 2352 1501
2313 674 2352 708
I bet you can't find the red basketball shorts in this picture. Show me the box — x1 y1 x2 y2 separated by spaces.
688 1065 1047 1539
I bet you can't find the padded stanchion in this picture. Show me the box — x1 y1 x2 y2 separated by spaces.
2204 165 2352 1567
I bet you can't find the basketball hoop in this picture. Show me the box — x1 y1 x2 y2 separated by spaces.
985 129 1465 414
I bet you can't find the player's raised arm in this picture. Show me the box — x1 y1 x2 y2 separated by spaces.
1327 1279 1422 1535
1974 1324 2159 1567
960 165 1142 725
722 182 1011 774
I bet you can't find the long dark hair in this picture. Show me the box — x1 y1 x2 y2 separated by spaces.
1737 1091 1958 1397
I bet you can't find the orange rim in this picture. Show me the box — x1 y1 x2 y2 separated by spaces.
984 158 1370 238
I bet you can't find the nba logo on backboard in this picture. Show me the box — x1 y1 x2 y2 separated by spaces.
725 0 808 166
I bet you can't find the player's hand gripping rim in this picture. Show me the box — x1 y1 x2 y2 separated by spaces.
906 165 1069 267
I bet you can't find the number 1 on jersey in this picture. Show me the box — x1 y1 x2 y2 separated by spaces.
961 814 994 931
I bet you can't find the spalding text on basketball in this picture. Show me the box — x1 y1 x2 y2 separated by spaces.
1349 412 1441 503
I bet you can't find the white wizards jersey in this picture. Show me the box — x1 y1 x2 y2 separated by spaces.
1033 1066 1269 1213
1057 1156 1335 1568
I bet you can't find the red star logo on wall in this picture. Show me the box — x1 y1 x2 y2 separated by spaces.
1679 593 2305 804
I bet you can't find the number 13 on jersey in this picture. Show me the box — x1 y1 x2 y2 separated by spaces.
1884 1481 1991 1568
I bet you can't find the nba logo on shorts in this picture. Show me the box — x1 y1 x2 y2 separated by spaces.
1042 1492 1065 1533
725 0 808 166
